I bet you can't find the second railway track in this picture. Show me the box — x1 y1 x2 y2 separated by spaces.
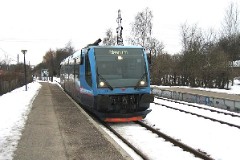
154 97 240 129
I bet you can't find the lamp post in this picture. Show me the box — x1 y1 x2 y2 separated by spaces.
21 50 27 91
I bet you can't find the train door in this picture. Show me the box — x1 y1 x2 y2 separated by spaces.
80 52 94 108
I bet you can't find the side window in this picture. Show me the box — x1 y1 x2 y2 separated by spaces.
70 63 74 79
85 54 92 86
60 65 64 81
67 61 70 80
74 59 79 78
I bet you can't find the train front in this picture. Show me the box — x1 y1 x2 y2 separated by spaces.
93 47 154 122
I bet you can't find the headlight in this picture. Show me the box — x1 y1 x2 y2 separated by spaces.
140 80 146 86
117 55 123 60
99 81 105 87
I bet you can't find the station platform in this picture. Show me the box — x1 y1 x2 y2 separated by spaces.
13 82 132 160
152 86 240 112
154 86 240 101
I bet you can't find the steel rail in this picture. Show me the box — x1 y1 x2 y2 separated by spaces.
102 122 150 160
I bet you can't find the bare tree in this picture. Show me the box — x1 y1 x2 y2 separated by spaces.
220 2 240 85
220 2 240 60
147 37 165 65
180 23 205 53
33 41 75 78
129 8 165 65
148 37 164 56
222 2 239 37
1 53 13 70
129 7 153 48
179 22 233 88
180 23 206 86
64 41 75 55
102 28 116 46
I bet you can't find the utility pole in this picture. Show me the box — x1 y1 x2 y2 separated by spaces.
116 9 124 46
21 50 27 91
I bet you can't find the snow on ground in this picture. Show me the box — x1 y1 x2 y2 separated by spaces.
109 123 202 160
144 102 240 160
0 81 41 160
0 78 239 159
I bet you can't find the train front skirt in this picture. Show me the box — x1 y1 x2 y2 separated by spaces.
92 109 152 122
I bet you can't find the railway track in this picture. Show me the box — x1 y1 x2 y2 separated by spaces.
154 97 240 129
102 121 214 160
60 81 239 159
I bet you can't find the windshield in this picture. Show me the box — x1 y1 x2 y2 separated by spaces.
95 48 147 88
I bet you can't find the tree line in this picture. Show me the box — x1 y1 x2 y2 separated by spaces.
0 41 74 94
152 3 240 88
151 21 240 89
32 42 75 80
1 2 240 90
0 62 32 95
39 3 240 88
102 3 240 89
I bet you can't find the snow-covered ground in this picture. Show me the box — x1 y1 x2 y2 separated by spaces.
144 101 240 160
0 79 239 160
0 81 41 160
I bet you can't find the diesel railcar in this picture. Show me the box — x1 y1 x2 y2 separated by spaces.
60 43 154 122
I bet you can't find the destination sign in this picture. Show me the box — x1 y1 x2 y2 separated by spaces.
109 50 128 55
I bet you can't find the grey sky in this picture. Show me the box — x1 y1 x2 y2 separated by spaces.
0 0 238 65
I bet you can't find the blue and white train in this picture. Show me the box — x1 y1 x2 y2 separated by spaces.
60 40 153 122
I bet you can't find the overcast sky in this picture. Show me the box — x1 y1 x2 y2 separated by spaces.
0 0 238 65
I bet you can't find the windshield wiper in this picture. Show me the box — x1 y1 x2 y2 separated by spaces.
97 70 113 90
134 73 147 89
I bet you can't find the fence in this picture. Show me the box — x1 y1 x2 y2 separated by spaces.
0 74 32 95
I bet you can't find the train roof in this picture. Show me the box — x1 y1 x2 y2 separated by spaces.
60 46 145 65
86 45 144 49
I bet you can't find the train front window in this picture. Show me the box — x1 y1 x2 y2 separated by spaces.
95 48 147 88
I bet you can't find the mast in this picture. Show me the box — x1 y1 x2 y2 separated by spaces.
116 9 124 46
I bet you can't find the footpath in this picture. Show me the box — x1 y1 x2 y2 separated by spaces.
13 82 132 160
